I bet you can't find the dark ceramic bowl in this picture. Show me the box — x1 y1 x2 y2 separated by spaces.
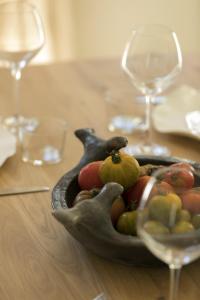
52 128 200 266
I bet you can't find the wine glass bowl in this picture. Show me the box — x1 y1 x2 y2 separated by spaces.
0 0 45 134
122 24 182 156
137 165 200 300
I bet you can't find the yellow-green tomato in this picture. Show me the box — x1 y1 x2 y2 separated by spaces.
149 193 182 227
177 209 191 222
191 214 200 229
143 220 170 235
116 210 137 235
99 151 140 190
172 221 194 234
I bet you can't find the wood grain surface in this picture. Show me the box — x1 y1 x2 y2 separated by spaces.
0 56 200 300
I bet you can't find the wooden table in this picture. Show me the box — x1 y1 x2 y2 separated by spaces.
0 57 200 300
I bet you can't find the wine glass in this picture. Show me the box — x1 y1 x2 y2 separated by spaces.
121 24 182 156
137 164 200 300
0 0 45 135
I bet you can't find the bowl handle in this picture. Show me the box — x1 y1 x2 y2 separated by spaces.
74 128 128 171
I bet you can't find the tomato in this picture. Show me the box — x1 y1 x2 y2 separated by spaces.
162 167 194 193
73 188 100 206
192 214 200 229
171 221 194 234
111 196 126 225
181 189 200 214
99 151 140 190
124 176 151 209
150 181 174 197
78 161 103 190
149 193 182 226
144 220 170 235
116 210 138 235
171 162 195 172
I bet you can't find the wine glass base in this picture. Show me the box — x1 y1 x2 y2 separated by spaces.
124 143 170 156
2 115 39 135
108 115 145 134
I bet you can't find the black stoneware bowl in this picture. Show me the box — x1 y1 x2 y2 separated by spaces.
51 128 200 266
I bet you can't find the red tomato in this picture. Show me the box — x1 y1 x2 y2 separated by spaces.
171 162 195 172
78 161 103 190
111 196 126 225
181 189 200 214
162 168 194 193
124 176 151 209
150 181 174 197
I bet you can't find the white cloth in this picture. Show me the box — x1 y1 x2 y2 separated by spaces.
0 126 16 166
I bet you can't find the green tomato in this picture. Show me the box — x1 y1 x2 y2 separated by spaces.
143 220 170 235
191 214 200 229
172 221 194 234
116 210 137 235
149 193 182 227
177 209 191 222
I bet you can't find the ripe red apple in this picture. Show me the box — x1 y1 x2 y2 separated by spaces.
78 161 103 190
181 189 200 214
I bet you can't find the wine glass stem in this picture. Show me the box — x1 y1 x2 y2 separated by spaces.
169 264 182 300
144 94 153 146
11 65 22 121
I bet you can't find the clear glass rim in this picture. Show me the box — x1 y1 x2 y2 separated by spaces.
0 0 37 12
121 23 183 92
0 0 45 46
21 116 68 137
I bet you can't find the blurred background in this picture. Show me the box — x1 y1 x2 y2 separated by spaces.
31 0 200 64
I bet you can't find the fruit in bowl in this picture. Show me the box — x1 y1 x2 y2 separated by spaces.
74 150 199 237
51 128 200 266
99 150 140 189
78 161 103 190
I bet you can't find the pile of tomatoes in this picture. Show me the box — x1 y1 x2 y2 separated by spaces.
73 150 200 236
